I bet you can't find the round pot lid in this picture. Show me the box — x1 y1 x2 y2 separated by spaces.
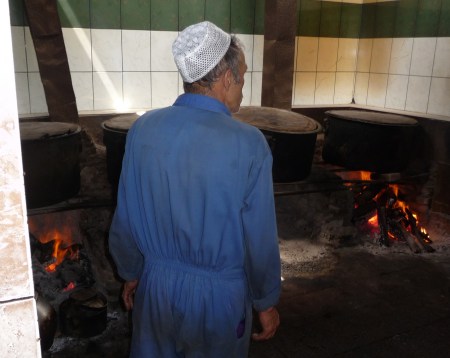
20 122 81 141
234 106 321 134
325 110 418 126
102 113 140 133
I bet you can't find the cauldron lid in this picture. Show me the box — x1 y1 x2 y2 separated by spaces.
102 113 140 132
325 110 418 126
233 106 320 134
19 122 81 141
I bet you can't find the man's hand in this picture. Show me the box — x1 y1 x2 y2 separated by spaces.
122 279 138 311
252 306 280 341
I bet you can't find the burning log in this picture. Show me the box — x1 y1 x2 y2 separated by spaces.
350 175 433 252
405 208 435 253
377 206 389 247
388 219 421 253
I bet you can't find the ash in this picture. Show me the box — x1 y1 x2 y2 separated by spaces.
43 306 131 358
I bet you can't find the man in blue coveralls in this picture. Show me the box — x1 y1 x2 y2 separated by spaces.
109 21 281 357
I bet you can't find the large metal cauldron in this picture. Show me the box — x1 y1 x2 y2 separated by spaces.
20 122 82 209
322 110 418 174
234 106 321 183
102 114 139 196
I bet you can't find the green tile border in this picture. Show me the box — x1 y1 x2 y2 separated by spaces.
8 0 450 38
179 0 206 30
298 0 321 37
151 0 178 31
340 3 361 38
439 0 450 36
58 0 90 28
231 0 256 34
8 0 25 26
320 2 341 38
394 0 418 38
205 0 230 32
415 0 442 37
375 1 397 38
121 0 151 30
91 0 121 29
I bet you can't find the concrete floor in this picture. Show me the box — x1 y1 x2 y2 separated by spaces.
249 249 450 357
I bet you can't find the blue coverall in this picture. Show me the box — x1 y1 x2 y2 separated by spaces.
109 93 281 357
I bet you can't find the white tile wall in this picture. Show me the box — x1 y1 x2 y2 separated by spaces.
367 73 388 107
11 26 450 118
315 72 336 104
122 30 151 72
93 72 123 110
389 38 413 75
92 29 122 72
24 28 38 72
432 37 450 78
428 77 450 117
241 72 252 106
335 72 355 104
236 34 254 72
354 72 369 104
405 76 431 113
28 72 47 113
370 38 392 74
296 37 319 72
250 71 262 105
123 72 152 110
252 35 264 72
151 31 178 72
337 38 358 72
356 38 373 72
71 72 93 111
11 27 26 72
410 38 436 77
293 72 316 105
317 38 339 72
385 74 408 110
14 73 30 113
62 28 92 71
151 72 179 108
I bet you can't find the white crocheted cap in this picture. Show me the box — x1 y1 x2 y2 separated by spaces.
172 21 231 83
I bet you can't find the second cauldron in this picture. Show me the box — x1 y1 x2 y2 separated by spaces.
322 110 418 174
234 106 321 183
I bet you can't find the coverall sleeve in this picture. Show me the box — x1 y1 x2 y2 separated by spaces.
109 181 144 281
108 125 144 281
242 151 281 312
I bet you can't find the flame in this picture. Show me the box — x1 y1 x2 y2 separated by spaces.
358 183 430 244
28 212 81 272
39 227 79 272
63 281 76 292
341 171 373 186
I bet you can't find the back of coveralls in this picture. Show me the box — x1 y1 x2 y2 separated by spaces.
109 94 281 357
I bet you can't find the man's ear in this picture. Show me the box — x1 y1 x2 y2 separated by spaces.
223 69 232 90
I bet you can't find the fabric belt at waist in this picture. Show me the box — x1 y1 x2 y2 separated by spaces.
145 258 245 280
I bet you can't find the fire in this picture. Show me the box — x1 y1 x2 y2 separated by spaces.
45 234 79 273
351 173 433 252
63 281 76 292
342 170 372 186
28 212 81 272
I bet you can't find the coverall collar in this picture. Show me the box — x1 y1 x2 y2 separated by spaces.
173 93 232 116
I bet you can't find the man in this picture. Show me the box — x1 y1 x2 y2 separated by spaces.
109 21 281 357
